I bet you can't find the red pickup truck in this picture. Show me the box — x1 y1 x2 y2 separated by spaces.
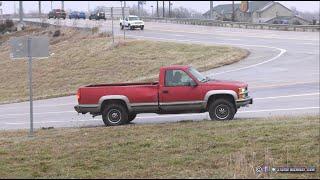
75 66 252 126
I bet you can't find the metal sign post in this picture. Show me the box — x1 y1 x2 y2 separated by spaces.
10 36 49 137
122 7 125 40
111 7 114 44
27 38 34 136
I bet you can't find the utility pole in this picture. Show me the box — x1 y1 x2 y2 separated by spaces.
14 1 17 16
19 1 23 24
0 1 2 24
88 1 90 14
210 1 213 19
232 1 235 22
138 1 140 16
61 1 64 10
168 1 171 18
50 1 53 11
156 1 159 17
162 1 164 18
38 1 41 18
124 1 126 7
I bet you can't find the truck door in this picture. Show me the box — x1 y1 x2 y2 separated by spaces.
159 69 204 112
124 17 128 26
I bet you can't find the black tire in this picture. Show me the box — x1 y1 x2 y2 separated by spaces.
129 24 133 30
102 103 129 126
128 114 137 122
120 24 124 30
208 99 236 121
141 25 144 30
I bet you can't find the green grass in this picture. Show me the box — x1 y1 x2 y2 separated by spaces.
0 26 248 104
0 116 319 178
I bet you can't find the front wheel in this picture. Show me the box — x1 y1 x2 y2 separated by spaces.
102 103 129 126
140 25 144 30
208 99 236 121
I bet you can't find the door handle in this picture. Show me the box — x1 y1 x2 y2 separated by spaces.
162 90 169 94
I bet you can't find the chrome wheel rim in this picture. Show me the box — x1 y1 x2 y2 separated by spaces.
107 109 121 123
215 104 229 120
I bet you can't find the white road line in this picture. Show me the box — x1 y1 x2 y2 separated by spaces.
0 103 75 110
0 111 75 118
126 34 287 75
237 107 319 113
254 93 320 100
5 119 102 125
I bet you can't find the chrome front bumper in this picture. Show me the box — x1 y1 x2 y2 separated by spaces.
236 97 253 108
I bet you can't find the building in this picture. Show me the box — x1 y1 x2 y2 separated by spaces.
203 1 311 25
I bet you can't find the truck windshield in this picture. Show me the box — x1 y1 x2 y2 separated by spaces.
189 67 209 82
129 17 140 21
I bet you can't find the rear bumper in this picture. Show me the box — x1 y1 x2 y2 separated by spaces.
236 97 253 108
74 104 99 114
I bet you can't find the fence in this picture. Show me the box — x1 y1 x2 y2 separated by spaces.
141 17 320 32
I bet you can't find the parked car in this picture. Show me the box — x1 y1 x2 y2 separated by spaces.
48 9 66 19
74 65 253 126
89 11 106 20
120 15 144 30
68 11 79 19
78 12 86 19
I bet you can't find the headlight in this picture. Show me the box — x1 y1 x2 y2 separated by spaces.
238 87 248 99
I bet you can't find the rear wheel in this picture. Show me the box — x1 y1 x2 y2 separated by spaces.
141 25 144 30
208 99 236 121
102 103 129 126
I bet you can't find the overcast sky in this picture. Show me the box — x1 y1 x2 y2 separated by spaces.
1 1 319 14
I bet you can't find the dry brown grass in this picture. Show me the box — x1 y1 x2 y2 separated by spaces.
0 116 318 178
0 26 248 104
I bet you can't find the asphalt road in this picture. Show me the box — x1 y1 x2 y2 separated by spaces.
1 18 319 130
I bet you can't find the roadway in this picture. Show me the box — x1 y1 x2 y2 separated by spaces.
0 18 319 130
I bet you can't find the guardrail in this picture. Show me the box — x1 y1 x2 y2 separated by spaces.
5 14 319 32
141 17 320 32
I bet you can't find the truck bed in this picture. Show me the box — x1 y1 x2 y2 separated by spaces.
79 82 159 105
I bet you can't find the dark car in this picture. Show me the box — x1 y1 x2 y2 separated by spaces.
89 11 106 20
78 12 86 19
48 9 66 19
68 11 79 19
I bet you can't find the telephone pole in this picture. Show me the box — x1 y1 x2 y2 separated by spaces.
232 1 235 21
168 1 171 18
19 1 23 23
156 1 159 17
162 1 164 18
210 1 213 19
61 1 64 10
38 1 41 18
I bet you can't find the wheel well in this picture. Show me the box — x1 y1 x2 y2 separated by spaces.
100 99 128 112
207 94 236 109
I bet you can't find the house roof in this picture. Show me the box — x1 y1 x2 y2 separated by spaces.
203 3 240 15
212 4 241 14
248 1 272 12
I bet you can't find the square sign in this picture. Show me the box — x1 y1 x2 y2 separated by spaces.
9 36 49 59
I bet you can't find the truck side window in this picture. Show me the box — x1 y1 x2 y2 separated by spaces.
165 70 194 87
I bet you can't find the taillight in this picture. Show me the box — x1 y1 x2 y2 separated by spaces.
76 89 81 102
